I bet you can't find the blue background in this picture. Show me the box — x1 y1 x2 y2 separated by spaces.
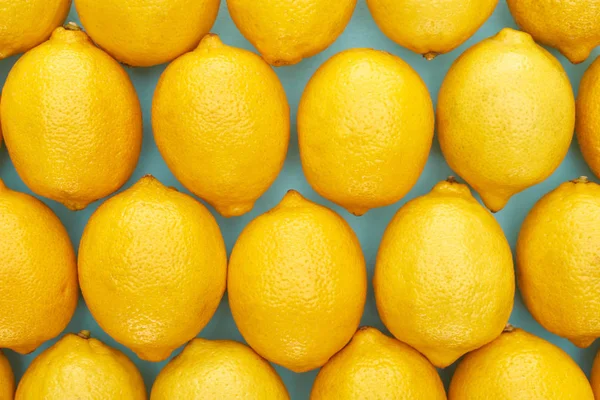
1 1 599 398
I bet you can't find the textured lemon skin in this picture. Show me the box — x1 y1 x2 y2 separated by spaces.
75 0 220 67
367 0 497 57
437 28 575 212
227 0 356 66
228 191 367 373
591 350 600 399
298 48 434 216
0 27 142 211
16 333 146 400
151 339 290 400
310 327 446 400
0 179 78 355
153 34 289 217
374 179 514 368
0 0 71 59
0 351 14 399
577 57 600 178
517 179 600 348
507 0 600 64
78 176 227 362
449 329 594 399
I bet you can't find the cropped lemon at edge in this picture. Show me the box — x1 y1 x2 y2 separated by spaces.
0 24 143 211
0 351 14 400
310 327 446 400
374 178 515 368
437 28 575 212
226 0 357 66
78 175 227 362
367 0 498 60
507 0 600 64
577 56 600 178
15 331 146 400
0 178 78 355
448 327 594 399
151 339 290 400
298 48 434 216
0 0 71 60
152 33 290 217
228 190 367 373
591 349 600 398
517 177 600 348
75 0 221 67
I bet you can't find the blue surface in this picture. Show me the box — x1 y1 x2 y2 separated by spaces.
1 1 599 398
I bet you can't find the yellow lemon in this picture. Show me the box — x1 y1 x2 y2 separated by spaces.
591 349 600 398
310 327 446 399
152 34 289 217
16 331 146 399
374 178 514 368
0 0 71 59
449 327 594 399
437 28 575 212
367 0 498 59
0 351 14 400
507 0 600 64
298 48 434 216
517 177 600 348
75 0 220 67
0 179 78 355
228 190 367 373
577 57 600 178
78 176 227 362
1 25 142 211
151 339 289 400
227 0 356 66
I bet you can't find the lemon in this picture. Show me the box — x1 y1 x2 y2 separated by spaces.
507 0 600 64
151 338 289 399
374 178 514 368
227 0 356 66
437 28 575 212
298 48 434 216
310 327 446 399
591 349 600 398
577 57 600 178
449 327 594 399
0 179 78 355
75 0 220 67
152 34 289 217
78 176 227 362
517 177 600 348
0 0 71 59
228 190 367 373
0 351 14 399
1 25 142 211
367 0 498 59
16 331 146 399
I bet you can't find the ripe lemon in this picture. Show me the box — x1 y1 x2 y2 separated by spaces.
437 28 575 212
577 57 600 178
298 48 434 216
78 176 227 362
517 177 600 348
449 327 594 399
310 327 446 399
1 25 142 211
227 0 356 66
0 0 71 59
0 179 78 354
75 0 220 67
16 331 146 399
507 0 600 64
374 178 514 368
367 0 498 59
228 190 367 372
151 339 289 400
0 351 14 399
591 349 600 398
152 34 289 217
